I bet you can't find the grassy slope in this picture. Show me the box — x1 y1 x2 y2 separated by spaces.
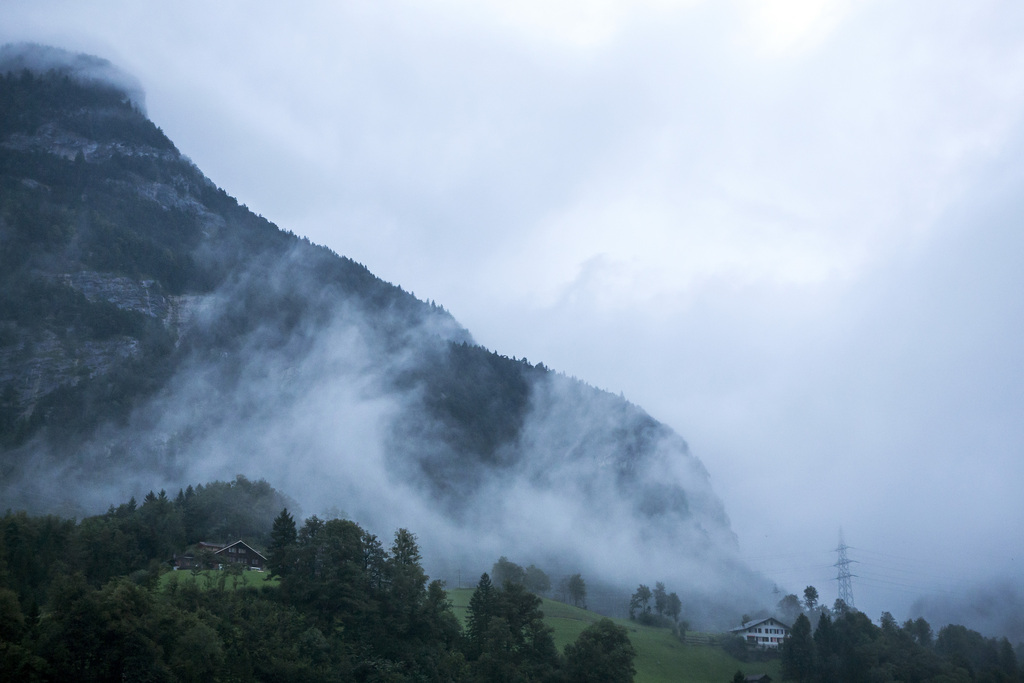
448 588 781 683
159 568 280 592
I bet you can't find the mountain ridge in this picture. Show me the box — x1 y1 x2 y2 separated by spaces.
0 44 770 628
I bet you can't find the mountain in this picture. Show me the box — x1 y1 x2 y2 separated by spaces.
0 44 770 626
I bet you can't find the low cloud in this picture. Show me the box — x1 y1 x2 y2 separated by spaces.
0 43 146 111
910 580 1024 644
3 234 769 628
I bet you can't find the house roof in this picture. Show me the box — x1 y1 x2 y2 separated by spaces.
212 539 267 562
730 616 792 633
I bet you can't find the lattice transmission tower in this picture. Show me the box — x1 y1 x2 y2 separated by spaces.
834 529 856 609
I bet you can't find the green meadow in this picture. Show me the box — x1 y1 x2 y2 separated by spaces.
159 568 281 592
447 588 781 683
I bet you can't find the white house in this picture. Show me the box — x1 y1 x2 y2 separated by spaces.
729 617 791 648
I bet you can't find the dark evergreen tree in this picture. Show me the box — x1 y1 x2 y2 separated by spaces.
468 581 560 682
813 611 841 682
665 592 683 623
267 507 296 578
566 573 587 608
563 618 636 683
997 637 1020 681
781 613 815 682
360 531 387 593
653 581 668 616
466 573 497 657
384 528 428 640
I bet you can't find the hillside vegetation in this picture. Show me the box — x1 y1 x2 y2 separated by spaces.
0 479 630 681
450 587 782 683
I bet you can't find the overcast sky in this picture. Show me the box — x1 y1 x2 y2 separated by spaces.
5 0 1024 622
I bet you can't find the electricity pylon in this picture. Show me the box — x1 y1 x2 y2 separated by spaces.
834 529 856 609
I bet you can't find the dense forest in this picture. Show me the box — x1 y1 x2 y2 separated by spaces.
0 476 638 682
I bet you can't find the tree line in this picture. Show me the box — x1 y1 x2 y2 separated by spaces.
628 581 684 631
776 587 1021 682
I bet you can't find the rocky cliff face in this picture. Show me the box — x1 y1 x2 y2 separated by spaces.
1 270 209 421
0 49 460 447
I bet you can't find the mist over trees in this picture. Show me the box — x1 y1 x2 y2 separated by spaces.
563 573 588 609
910 581 1024 649
628 580 686 639
490 556 553 596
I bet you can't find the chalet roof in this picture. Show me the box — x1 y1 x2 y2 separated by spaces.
212 539 267 562
730 616 792 633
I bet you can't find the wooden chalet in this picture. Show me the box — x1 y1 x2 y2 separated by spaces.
172 540 267 570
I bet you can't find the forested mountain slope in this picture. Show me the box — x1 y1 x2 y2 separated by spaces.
0 44 769 627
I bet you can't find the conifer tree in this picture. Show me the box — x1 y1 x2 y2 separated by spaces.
782 613 816 682
466 573 497 656
267 508 296 578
